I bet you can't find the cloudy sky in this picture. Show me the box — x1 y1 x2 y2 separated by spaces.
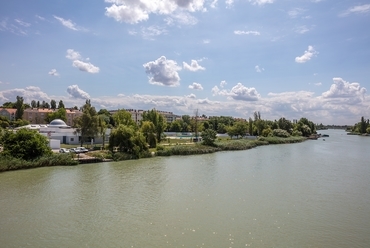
1 0 369 124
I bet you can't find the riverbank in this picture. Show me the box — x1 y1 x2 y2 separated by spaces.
0 136 307 173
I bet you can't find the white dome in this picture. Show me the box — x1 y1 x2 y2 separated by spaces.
49 119 68 127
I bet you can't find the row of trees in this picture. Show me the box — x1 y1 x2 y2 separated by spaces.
351 116 370 134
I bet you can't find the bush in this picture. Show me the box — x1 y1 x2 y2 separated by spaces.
272 129 290 138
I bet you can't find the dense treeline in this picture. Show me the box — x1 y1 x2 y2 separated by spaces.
349 116 370 134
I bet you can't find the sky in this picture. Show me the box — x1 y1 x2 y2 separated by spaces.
0 0 369 125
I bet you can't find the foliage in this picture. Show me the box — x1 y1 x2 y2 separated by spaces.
112 109 137 128
142 109 167 143
73 100 99 146
44 108 67 123
1 128 52 160
201 129 217 146
98 114 108 149
109 124 148 158
0 153 77 172
262 127 273 137
272 128 291 138
15 96 24 120
277 117 293 133
141 121 157 148
156 144 220 156
258 136 306 144
50 99 57 109
292 130 303 136
58 100 65 109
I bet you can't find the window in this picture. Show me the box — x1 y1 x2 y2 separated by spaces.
70 138 74 142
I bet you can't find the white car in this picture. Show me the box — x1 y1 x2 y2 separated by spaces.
59 148 70 153
76 147 89 153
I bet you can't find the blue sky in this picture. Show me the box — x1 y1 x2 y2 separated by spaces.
1 0 369 124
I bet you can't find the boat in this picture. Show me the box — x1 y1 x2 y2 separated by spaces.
322 134 329 137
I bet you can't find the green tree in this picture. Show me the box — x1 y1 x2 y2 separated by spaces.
98 114 108 149
201 129 217 146
1 128 52 160
112 109 136 128
74 100 99 146
2 102 16 108
45 108 67 123
142 109 167 143
109 124 148 157
50 99 57 109
15 96 24 120
140 121 157 148
170 120 182 132
31 100 37 108
58 100 65 109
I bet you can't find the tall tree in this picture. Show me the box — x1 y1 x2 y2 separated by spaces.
36 100 40 108
31 100 37 108
50 99 57 109
44 108 67 123
142 109 167 143
112 109 136 128
98 114 108 149
15 96 24 120
58 100 65 109
74 100 99 146
140 121 157 148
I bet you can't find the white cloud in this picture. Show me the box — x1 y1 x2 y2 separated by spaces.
226 0 234 8
14 19 31 27
164 12 198 26
340 4 370 16
105 0 206 24
322 78 366 101
295 25 310 34
66 49 82 60
288 8 305 18
248 0 274 6
67 85 90 99
130 25 167 39
0 86 50 103
0 19 27 35
53 15 79 30
0 80 9 85
35 15 45 21
66 49 99 74
189 82 204 90
255 65 264 73
143 56 182 87
234 30 260 35
186 93 196 98
315 82 322 86
213 82 260 101
295 45 317 63
72 60 100 73
48 69 59 76
220 80 227 88
183 60 205 71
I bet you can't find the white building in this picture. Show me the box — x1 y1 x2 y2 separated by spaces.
16 119 110 145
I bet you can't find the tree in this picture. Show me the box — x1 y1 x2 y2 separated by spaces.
50 99 57 109
109 124 148 157
45 108 67 123
58 100 65 109
248 117 253 135
170 120 182 132
31 100 37 108
98 114 108 149
73 100 99 146
1 128 52 160
37 101 40 108
201 129 217 146
2 102 16 108
112 109 136 128
142 109 167 143
140 121 157 148
15 96 24 120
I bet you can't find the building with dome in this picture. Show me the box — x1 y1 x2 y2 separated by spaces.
16 119 110 146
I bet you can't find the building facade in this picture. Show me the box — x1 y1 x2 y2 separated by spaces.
0 108 17 121
22 108 83 125
109 109 180 125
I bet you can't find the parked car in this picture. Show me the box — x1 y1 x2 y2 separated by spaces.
76 147 89 153
69 148 79 153
59 148 70 153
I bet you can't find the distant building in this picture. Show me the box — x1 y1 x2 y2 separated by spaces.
0 108 17 121
109 109 181 125
22 108 83 125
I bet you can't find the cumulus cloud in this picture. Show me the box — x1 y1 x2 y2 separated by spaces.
186 93 197 98
322 78 366 100
66 49 99 74
212 83 260 101
295 45 317 63
249 0 274 6
220 80 227 88
255 65 264 72
340 4 370 16
183 60 205 71
48 69 59 76
189 82 203 90
234 30 260 35
105 0 206 24
0 86 50 103
67 85 90 99
143 56 181 87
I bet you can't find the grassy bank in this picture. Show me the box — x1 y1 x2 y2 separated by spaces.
156 136 306 156
0 153 78 172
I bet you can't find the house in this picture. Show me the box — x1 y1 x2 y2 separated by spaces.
22 108 83 125
0 108 17 121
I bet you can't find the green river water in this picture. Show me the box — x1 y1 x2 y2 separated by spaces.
1 129 369 247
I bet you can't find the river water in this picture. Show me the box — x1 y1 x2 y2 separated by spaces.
1 129 369 247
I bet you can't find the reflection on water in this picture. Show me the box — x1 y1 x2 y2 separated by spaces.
0 130 369 247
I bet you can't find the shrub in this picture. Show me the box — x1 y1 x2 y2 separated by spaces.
272 129 290 138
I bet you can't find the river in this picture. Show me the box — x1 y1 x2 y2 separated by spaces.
0 129 369 247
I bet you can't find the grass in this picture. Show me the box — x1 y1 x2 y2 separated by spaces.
0 153 78 172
